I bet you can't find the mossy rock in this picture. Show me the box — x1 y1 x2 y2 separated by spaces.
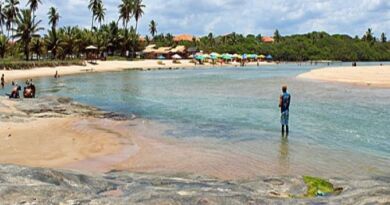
303 176 335 197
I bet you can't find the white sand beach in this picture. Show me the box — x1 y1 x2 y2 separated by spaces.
298 65 390 87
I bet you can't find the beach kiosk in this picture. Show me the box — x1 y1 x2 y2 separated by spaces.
86 45 98 64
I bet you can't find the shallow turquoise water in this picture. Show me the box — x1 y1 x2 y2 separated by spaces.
3 63 390 176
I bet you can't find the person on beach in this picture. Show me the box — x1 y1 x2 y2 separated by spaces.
279 85 291 135
1 74 4 89
9 83 21 99
54 70 60 78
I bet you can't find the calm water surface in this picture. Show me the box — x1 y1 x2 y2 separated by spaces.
4 63 389 177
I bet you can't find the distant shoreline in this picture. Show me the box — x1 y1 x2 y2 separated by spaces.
0 60 274 83
298 65 390 88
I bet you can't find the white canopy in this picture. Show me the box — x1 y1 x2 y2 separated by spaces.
172 54 182 59
86 45 98 50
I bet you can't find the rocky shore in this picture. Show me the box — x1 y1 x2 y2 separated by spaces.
0 164 388 205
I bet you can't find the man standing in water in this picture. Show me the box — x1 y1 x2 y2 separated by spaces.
279 85 291 135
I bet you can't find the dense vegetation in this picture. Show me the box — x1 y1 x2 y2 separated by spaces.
161 31 390 61
0 0 389 64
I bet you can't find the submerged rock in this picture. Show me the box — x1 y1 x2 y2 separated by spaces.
0 164 389 205
0 96 129 121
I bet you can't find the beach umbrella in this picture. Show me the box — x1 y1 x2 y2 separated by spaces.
195 55 205 61
210 52 220 60
266 54 273 60
172 54 182 59
258 54 266 59
242 54 247 59
86 45 98 50
188 54 194 59
157 55 166 60
232 53 240 58
203 54 211 59
222 53 232 60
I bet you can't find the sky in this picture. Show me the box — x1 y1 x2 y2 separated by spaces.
18 0 390 37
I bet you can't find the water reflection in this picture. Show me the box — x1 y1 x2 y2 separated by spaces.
278 135 290 174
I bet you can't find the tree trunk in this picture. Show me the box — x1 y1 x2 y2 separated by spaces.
91 14 94 31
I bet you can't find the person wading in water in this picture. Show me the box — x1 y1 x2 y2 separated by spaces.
279 85 291 136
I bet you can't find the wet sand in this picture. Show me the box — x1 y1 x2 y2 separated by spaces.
298 65 390 87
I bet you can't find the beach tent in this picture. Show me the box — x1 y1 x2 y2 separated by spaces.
86 45 98 50
172 54 182 59
85 45 98 63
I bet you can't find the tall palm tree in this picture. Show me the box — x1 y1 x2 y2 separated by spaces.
0 3 6 34
118 0 133 30
13 9 43 60
133 0 144 34
26 0 41 24
95 2 106 28
48 7 60 31
5 0 20 39
149 20 157 38
45 29 61 59
88 0 101 30
0 34 8 58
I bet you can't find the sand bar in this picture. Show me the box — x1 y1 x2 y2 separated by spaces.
298 65 390 87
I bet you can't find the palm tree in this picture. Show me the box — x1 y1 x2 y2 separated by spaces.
5 0 20 39
363 28 374 42
48 7 60 31
381 32 387 43
118 0 133 30
88 0 101 30
0 34 8 58
149 20 157 38
95 2 106 28
133 0 145 34
13 9 43 60
0 3 6 34
31 37 43 59
26 0 41 24
45 29 61 59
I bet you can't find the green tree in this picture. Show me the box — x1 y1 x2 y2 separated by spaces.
13 9 43 60
88 0 101 30
133 0 144 34
4 0 20 38
31 37 43 59
0 3 6 34
95 2 106 28
48 7 60 31
118 0 133 30
363 28 374 42
26 0 41 25
149 20 157 38
0 34 8 58
380 32 387 43
274 29 281 43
